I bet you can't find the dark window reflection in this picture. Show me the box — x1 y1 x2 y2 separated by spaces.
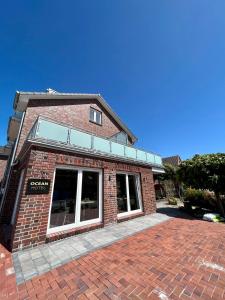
116 174 128 213
50 169 77 228
128 175 140 211
80 171 99 221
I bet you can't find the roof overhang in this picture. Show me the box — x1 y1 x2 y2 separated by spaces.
152 167 165 174
13 91 137 143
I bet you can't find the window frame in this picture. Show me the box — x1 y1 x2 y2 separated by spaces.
89 107 102 125
116 172 143 217
47 166 102 234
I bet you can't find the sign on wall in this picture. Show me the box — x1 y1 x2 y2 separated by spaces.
26 179 51 195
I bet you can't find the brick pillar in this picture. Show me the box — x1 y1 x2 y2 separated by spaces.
103 164 117 225
12 150 55 251
140 168 156 215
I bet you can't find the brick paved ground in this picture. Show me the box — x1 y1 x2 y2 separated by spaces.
1 217 225 300
13 213 171 284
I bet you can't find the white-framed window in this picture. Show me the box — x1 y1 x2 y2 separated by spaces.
47 166 102 234
90 107 102 125
116 173 142 217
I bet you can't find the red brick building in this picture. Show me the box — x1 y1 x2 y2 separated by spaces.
0 90 163 251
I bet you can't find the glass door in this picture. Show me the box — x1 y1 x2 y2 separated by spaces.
48 167 102 233
116 173 142 216
49 169 78 228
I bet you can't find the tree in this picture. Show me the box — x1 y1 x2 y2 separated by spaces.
178 153 225 216
159 163 182 198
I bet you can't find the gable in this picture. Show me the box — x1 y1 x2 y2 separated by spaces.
13 91 137 144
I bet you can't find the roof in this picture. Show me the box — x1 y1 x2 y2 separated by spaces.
13 90 137 143
162 155 182 166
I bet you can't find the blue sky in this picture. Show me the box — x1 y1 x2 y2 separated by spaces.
0 1 225 159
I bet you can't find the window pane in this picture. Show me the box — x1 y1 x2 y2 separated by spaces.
96 111 102 124
117 132 127 144
50 169 77 228
80 171 99 221
90 108 95 122
116 174 128 213
128 175 140 211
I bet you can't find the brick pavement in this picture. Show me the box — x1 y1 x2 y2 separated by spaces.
1 217 225 299
13 213 171 284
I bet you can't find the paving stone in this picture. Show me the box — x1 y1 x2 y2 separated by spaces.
1 206 225 299
12 213 174 284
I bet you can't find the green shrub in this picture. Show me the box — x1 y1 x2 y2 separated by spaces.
168 197 178 205
184 188 216 210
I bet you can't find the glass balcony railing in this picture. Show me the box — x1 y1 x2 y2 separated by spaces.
28 117 163 167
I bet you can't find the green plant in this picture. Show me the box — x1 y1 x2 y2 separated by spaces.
158 163 182 198
183 188 217 210
168 197 178 205
179 154 225 216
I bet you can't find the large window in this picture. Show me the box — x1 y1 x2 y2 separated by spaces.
50 169 77 228
48 168 102 233
90 107 102 125
80 171 99 222
116 173 142 216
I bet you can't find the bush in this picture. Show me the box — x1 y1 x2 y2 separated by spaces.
183 188 216 210
168 197 178 205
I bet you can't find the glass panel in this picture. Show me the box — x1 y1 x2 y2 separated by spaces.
147 152 155 164
80 171 99 221
116 132 127 144
50 169 77 228
96 111 102 124
128 175 140 211
111 142 125 156
70 129 92 149
38 120 68 143
155 155 162 165
137 150 147 161
93 136 111 153
116 174 128 213
90 108 95 122
125 146 137 159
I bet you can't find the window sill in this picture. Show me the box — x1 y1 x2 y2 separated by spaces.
89 120 102 126
117 211 144 223
46 222 103 243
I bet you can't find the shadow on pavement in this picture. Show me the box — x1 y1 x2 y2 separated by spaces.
156 206 194 220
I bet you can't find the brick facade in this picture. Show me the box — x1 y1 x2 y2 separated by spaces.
16 98 130 157
10 146 156 251
1 93 158 252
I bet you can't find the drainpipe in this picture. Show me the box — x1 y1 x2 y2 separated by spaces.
0 111 25 216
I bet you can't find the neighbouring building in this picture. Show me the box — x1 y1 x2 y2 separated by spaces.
0 89 164 251
154 155 182 199
162 155 182 167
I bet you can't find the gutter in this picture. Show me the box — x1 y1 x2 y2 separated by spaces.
0 111 25 215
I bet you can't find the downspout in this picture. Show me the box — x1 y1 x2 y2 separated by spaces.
0 111 25 215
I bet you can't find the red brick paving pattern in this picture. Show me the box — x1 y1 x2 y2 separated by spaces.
1 218 225 299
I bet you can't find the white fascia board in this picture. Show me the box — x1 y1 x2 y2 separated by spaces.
152 167 165 174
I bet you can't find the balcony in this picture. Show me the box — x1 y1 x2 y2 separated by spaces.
28 117 163 167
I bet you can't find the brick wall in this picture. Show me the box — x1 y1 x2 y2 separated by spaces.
11 146 156 251
16 98 126 156
0 158 8 183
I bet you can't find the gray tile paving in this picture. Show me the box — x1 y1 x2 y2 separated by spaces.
13 212 171 284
